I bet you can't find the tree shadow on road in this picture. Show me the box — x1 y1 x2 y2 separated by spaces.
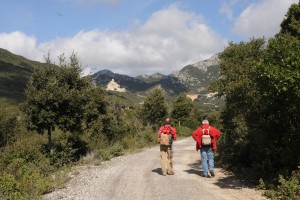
184 159 202 176
184 158 258 190
213 175 257 189
213 170 259 190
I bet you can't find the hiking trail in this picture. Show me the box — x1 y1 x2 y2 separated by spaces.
44 137 266 200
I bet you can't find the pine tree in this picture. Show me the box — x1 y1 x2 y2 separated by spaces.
142 88 168 127
171 93 193 126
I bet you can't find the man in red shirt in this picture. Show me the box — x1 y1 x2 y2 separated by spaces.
157 118 177 176
192 119 221 177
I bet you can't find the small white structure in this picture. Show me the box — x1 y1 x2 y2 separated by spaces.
186 94 199 101
106 79 126 92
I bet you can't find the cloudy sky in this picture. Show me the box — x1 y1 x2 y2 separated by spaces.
0 0 298 76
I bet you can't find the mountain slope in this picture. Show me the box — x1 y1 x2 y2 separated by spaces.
172 54 220 93
0 48 48 103
0 48 222 109
92 70 189 94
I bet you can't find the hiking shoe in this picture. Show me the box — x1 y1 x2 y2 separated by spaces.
200 174 209 178
200 174 206 177
210 171 215 177
167 171 175 175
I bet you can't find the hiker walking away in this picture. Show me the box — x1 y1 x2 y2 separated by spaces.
157 118 177 176
192 119 221 177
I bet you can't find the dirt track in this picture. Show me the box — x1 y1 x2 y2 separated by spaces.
44 137 267 200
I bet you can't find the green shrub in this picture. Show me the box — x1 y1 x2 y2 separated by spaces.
0 173 22 200
0 133 70 199
95 149 112 161
109 142 124 157
0 135 48 174
122 136 138 150
264 175 300 200
17 164 54 195
94 142 125 161
50 132 88 167
176 126 193 138
0 99 20 148
141 129 157 146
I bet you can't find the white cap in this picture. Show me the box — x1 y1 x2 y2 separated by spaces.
202 120 209 124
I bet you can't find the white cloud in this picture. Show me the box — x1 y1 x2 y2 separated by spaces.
0 5 226 76
232 0 298 39
219 0 241 21
0 31 42 61
219 3 234 21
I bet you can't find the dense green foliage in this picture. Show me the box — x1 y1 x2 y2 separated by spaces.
0 99 20 148
22 53 96 150
280 2 300 38
141 88 168 128
171 93 193 126
211 2 300 199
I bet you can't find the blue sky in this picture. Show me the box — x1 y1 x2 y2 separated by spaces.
0 0 298 76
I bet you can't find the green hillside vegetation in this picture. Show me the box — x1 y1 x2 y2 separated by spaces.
136 73 166 83
0 48 49 103
182 64 219 86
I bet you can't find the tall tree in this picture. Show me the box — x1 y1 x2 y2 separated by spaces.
210 38 265 170
22 52 93 150
171 93 193 126
211 1 300 179
142 88 168 128
254 34 300 176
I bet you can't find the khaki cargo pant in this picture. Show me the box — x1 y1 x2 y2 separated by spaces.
160 145 173 174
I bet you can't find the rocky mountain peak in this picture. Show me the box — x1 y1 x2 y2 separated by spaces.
171 54 220 92
192 54 220 72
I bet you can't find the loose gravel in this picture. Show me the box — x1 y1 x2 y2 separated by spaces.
44 137 267 200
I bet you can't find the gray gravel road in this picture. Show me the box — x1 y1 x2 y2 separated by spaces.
44 137 266 200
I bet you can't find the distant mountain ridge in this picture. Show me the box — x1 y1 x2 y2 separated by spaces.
0 48 222 109
92 69 188 94
92 54 220 95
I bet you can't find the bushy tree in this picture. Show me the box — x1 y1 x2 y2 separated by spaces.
142 88 168 128
22 52 93 150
